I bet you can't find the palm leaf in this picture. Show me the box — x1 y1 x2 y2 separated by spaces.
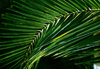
0 0 100 69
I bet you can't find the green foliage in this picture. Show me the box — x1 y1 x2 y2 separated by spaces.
0 0 100 69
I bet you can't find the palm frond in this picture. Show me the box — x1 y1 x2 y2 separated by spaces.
0 0 100 69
